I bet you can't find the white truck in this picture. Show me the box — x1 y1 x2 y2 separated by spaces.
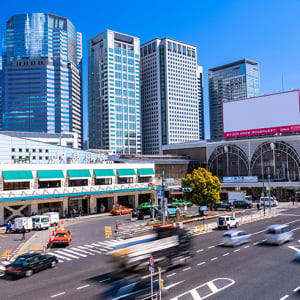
228 192 246 205
43 212 59 226
14 217 33 232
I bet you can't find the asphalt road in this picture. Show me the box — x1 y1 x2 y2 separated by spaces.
0 206 299 300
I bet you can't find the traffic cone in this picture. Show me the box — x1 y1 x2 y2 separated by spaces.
49 236 52 243
61 220 64 225
55 226 57 232
58 224 60 229
52 230 55 236
42 245 46 253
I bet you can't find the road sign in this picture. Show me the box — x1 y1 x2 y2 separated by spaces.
157 190 163 197
149 256 154 267
149 266 155 273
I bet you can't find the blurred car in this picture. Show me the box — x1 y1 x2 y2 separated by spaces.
259 197 278 207
132 207 158 220
233 200 252 209
172 199 192 207
221 230 251 246
5 253 58 278
100 279 159 300
139 202 155 208
214 202 232 211
52 229 72 247
294 251 300 262
264 224 293 245
110 205 133 215
157 204 180 218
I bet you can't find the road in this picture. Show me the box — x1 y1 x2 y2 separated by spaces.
0 205 299 299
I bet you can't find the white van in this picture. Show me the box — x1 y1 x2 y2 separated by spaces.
31 215 50 230
14 217 33 232
260 197 278 207
264 224 293 245
43 212 59 226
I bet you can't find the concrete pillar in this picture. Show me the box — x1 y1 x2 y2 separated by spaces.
113 195 118 206
31 202 38 215
90 196 96 214
0 205 4 225
134 194 139 208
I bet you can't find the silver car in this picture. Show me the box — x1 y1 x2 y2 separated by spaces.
221 230 251 247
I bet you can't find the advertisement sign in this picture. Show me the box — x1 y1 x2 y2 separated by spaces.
223 176 258 183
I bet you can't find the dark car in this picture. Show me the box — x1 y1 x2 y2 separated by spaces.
233 200 252 209
100 279 159 300
5 253 58 278
132 207 157 220
213 202 232 211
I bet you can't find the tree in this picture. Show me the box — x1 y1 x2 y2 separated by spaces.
181 167 221 208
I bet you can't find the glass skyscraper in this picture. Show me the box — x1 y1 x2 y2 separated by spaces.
140 38 203 154
209 59 260 140
2 13 83 147
88 30 141 154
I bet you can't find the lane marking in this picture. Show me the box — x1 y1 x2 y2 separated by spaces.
62 249 87 257
207 280 218 293
223 253 230 256
253 242 259 246
99 278 111 283
234 249 241 252
196 249 204 253
280 295 289 300
78 246 102 254
197 262 206 266
210 257 218 261
293 286 300 292
48 252 72 261
51 292 66 298
190 289 202 300
54 250 79 259
1 249 12 257
208 246 214 249
183 267 191 271
288 246 300 253
167 273 176 277
76 284 90 290
243 245 250 249
70 247 95 255
0 265 5 270
164 280 185 290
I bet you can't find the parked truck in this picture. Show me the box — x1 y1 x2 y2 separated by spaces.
106 226 192 271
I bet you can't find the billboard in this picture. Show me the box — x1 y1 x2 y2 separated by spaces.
223 90 300 138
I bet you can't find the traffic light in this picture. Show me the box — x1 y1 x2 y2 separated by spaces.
181 187 192 192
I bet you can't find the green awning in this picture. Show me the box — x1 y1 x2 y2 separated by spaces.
2 171 34 182
94 169 115 178
117 169 136 177
138 168 155 177
37 170 64 181
67 170 91 179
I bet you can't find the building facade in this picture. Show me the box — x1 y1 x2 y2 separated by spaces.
88 30 141 154
209 59 260 140
140 38 203 155
2 13 83 148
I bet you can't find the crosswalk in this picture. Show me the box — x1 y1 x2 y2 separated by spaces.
0 239 123 272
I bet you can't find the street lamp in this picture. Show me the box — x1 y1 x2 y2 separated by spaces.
224 146 229 177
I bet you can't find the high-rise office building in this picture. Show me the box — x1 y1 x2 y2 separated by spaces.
2 13 83 148
209 59 260 140
88 30 141 154
140 38 203 155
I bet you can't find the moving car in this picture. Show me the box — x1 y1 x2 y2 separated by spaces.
233 200 252 209
100 279 159 300
221 230 251 247
110 205 133 215
264 224 293 245
214 202 232 211
52 229 72 246
259 197 278 207
157 204 180 218
5 253 58 278
172 199 192 207
217 215 238 230
132 207 158 220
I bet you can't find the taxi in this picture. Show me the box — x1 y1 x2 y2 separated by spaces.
110 205 132 215
52 229 72 247
171 199 192 207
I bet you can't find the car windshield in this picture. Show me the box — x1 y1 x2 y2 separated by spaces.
223 233 232 237
266 229 276 234
56 233 67 237
14 256 30 264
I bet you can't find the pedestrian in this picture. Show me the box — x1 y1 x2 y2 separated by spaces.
20 226 25 240
292 196 295 206
78 207 82 217
256 202 260 211
6 221 10 234
101 203 105 213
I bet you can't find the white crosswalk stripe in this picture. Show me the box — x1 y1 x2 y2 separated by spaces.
70 247 95 255
54 250 80 259
62 249 87 257
48 251 72 261
79 246 102 254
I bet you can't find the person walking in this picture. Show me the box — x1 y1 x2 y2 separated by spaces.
20 226 25 240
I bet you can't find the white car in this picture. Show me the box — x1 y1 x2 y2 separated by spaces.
217 215 238 230
259 197 278 207
264 224 293 245
221 230 251 247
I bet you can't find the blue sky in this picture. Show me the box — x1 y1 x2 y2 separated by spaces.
1 0 300 140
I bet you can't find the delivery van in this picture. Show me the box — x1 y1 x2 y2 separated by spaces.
43 212 59 226
14 217 33 232
32 215 50 230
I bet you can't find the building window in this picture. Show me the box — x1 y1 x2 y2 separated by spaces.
12 148 15 152
39 156 43 160
32 149 36 153
45 149 49 153
32 156 36 160
26 149 29 152
39 149 43 153
19 149 22 152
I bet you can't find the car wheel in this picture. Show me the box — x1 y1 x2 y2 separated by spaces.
119 212 122 215
235 222 238 228
227 225 230 230
50 260 57 268
25 269 33 277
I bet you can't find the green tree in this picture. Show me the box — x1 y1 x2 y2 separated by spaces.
181 167 221 208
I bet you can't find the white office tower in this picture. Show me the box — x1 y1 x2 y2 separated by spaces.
141 38 203 154
88 30 141 154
